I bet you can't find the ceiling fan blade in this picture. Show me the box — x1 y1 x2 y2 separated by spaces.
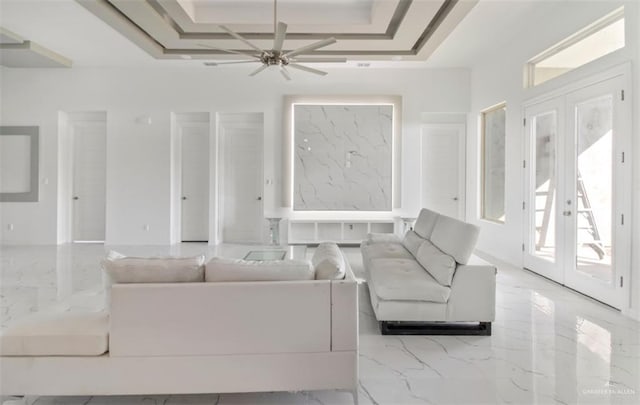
249 64 268 77
273 22 287 52
219 25 265 54
204 61 258 66
198 43 261 59
284 37 336 58
288 63 327 76
289 57 347 63
280 66 291 81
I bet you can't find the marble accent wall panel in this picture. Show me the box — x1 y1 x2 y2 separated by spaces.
293 105 393 211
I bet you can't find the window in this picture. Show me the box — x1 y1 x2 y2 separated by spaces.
526 7 624 87
481 104 506 223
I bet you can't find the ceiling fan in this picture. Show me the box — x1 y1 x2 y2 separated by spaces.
199 0 346 80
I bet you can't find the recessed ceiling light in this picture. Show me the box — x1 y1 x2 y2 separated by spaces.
180 54 192 60
391 56 403 61
357 62 370 68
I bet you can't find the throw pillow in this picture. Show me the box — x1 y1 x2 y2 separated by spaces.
205 257 314 282
311 242 346 280
365 233 401 244
102 252 205 284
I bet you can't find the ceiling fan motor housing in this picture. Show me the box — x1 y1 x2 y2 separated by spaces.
261 51 290 66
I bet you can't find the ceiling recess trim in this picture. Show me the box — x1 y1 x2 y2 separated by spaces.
76 0 478 62
0 28 72 68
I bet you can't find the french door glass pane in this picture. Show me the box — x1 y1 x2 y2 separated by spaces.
575 95 613 284
532 111 557 261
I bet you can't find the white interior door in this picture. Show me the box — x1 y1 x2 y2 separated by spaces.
420 123 465 219
219 116 263 243
181 123 209 242
524 75 629 309
72 121 106 242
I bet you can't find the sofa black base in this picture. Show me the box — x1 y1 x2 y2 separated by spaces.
380 321 492 336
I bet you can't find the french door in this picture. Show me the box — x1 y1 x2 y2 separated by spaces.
523 75 630 309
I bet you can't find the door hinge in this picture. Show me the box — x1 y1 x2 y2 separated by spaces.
522 201 526 210
523 118 526 126
621 214 624 225
622 151 625 163
522 243 525 252
621 90 625 101
523 160 526 168
620 276 624 288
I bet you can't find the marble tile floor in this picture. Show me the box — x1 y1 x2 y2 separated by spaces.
1 244 639 405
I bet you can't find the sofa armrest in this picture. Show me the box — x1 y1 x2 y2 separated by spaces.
331 249 358 352
446 264 496 322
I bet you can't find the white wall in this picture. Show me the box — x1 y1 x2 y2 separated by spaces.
0 66 470 245
465 0 640 319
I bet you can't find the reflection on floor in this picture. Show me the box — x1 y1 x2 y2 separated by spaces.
534 245 613 283
1 244 639 405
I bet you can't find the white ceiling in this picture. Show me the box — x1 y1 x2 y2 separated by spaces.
0 0 601 69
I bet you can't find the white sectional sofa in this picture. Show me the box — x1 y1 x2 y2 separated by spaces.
0 246 359 403
361 208 496 335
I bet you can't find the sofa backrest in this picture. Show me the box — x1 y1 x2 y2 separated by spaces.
110 280 331 357
413 208 439 239
430 215 480 265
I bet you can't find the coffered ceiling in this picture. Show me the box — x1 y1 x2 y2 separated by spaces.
76 0 478 62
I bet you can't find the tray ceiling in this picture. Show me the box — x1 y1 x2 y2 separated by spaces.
77 0 478 62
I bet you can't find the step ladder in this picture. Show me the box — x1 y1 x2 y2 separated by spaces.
535 175 555 251
576 171 606 260
535 171 605 260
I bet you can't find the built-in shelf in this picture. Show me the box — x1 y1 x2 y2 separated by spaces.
288 219 396 244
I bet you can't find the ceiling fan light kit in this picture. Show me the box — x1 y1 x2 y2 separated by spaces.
199 0 346 80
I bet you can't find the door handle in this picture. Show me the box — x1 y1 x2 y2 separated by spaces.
257 197 262 201
563 211 572 216
452 197 458 201
182 196 187 200
73 196 79 200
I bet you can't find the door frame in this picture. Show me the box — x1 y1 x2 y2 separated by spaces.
215 112 265 244
420 123 466 219
522 62 632 310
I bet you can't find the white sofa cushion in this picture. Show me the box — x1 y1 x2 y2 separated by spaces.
402 230 424 256
365 233 401 244
361 241 413 267
102 252 205 284
413 208 440 239
312 242 346 280
0 311 109 356
205 257 314 282
430 215 480 264
368 258 451 303
415 240 457 286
